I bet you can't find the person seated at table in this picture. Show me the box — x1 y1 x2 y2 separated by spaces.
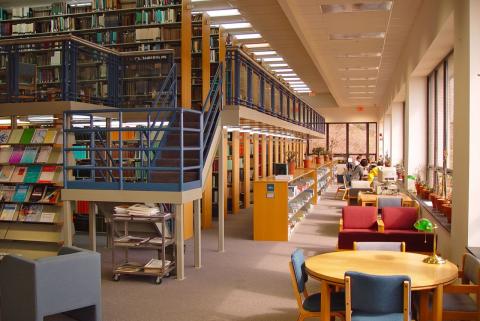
351 159 368 181
368 160 384 184
354 155 361 166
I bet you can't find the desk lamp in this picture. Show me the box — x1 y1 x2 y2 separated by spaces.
414 218 445 264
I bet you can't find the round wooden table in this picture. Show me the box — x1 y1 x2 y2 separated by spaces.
305 251 458 321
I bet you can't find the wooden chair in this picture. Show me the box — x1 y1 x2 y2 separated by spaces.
290 249 345 321
336 174 348 200
425 253 480 320
353 241 406 252
345 271 411 321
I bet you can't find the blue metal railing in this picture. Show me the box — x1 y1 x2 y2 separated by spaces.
63 108 202 192
225 47 326 134
202 63 223 163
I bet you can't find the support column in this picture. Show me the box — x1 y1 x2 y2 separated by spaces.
89 202 96 251
64 200 73 246
218 130 226 252
175 204 185 280
232 130 240 213
268 135 274 176
253 134 259 180
261 134 267 177
201 166 212 229
274 137 279 163
391 102 404 166
243 132 251 208
383 114 392 159
222 129 228 216
280 138 285 163
193 199 201 268
451 0 480 264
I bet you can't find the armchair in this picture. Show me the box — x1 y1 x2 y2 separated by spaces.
338 206 382 249
0 246 102 321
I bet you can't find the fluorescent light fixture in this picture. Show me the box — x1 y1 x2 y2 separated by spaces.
269 63 288 67
330 32 385 40
290 84 308 88
235 33 262 40
337 52 382 58
283 77 300 81
272 69 293 72
277 73 297 77
288 81 304 85
262 57 283 62
296 90 312 93
339 66 379 71
244 43 270 48
207 9 240 17
221 22 251 29
253 51 277 56
321 2 393 14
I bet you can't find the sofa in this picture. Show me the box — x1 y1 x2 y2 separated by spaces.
338 206 434 252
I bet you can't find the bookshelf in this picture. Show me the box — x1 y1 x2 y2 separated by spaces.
0 124 67 259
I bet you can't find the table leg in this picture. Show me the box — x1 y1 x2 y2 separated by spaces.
432 285 443 321
419 291 429 321
320 282 330 321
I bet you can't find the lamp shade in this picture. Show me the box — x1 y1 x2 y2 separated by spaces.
414 218 433 232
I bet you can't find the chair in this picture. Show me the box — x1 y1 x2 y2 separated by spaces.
353 241 406 252
345 271 411 321
0 246 102 321
289 249 345 321
336 174 348 200
338 206 382 250
427 253 480 320
377 197 403 209
347 188 373 206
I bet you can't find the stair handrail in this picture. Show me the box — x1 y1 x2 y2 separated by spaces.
202 63 223 162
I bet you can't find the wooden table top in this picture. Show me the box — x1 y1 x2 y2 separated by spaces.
305 251 458 290
358 191 413 202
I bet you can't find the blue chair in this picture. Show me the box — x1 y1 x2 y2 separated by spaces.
289 249 345 321
345 271 411 321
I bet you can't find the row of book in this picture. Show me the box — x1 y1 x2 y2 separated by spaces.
0 128 59 145
0 184 59 204
0 165 62 184
136 0 180 7
0 145 62 165
0 203 56 223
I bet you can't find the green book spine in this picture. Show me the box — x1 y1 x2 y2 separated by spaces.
24 165 42 183
19 128 35 144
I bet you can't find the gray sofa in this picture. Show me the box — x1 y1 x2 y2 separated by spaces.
0 246 102 321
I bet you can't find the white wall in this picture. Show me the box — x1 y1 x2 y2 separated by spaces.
320 106 380 123
382 114 391 159
391 102 404 166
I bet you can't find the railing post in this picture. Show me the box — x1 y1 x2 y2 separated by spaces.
180 110 184 191
7 45 18 102
200 112 204 185
247 65 252 107
119 111 124 190
260 75 265 111
234 51 240 105
63 112 69 189
89 114 95 181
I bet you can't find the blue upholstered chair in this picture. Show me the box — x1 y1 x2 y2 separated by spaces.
353 241 406 252
428 253 480 320
345 271 411 321
0 246 102 321
289 249 345 321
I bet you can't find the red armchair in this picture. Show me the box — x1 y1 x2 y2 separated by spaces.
381 207 434 252
338 206 382 249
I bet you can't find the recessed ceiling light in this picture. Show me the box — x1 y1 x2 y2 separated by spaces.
284 77 300 81
262 57 283 62
235 33 262 40
245 43 270 48
221 22 251 29
272 69 293 72
321 2 393 14
277 73 297 77
206 9 241 17
253 51 277 56
269 63 288 67
337 52 382 58
330 32 385 40
339 66 379 71
291 84 308 88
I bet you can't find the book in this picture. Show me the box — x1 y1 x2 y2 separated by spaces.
24 165 42 183
11 166 28 183
20 146 39 164
0 204 18 221
39 212 56 223
36 146 52 163
0 129 11 144
143 258 171 273
31 128 48 144
47 149 62 164
18 204 43 222
40 186 59 203
38 166 57 183
19 128 35 144
0 146 13 163
7 129 23 144
44 129 59 144
12 184 32 202
8 146 24 164
29 185 46 203
0 165 15 182
2 185 16 202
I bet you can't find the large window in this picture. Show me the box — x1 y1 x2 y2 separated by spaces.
326 122 377 160
427 52 454 197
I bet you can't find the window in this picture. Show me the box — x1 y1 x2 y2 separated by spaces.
326 122 377 160
427 52 454 197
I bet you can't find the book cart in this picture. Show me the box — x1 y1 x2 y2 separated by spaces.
111 211 176 284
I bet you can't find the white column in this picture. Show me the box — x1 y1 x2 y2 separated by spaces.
175 204 185 280
89 202 97 251
218 130 225 252
193 199 201 268
451 0 480 264
391 102 404 166
63 200 73 246
383 114 392 159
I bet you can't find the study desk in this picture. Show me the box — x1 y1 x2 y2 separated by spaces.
357 191 415 207
305 251 458 321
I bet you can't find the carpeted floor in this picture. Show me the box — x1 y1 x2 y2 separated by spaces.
47 186 345 321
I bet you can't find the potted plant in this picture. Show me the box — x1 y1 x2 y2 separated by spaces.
327 138 337 162
312 147 325 165
303 153 311 169
285 151 298 175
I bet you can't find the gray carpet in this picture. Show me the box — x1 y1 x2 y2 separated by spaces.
49 186 345 321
